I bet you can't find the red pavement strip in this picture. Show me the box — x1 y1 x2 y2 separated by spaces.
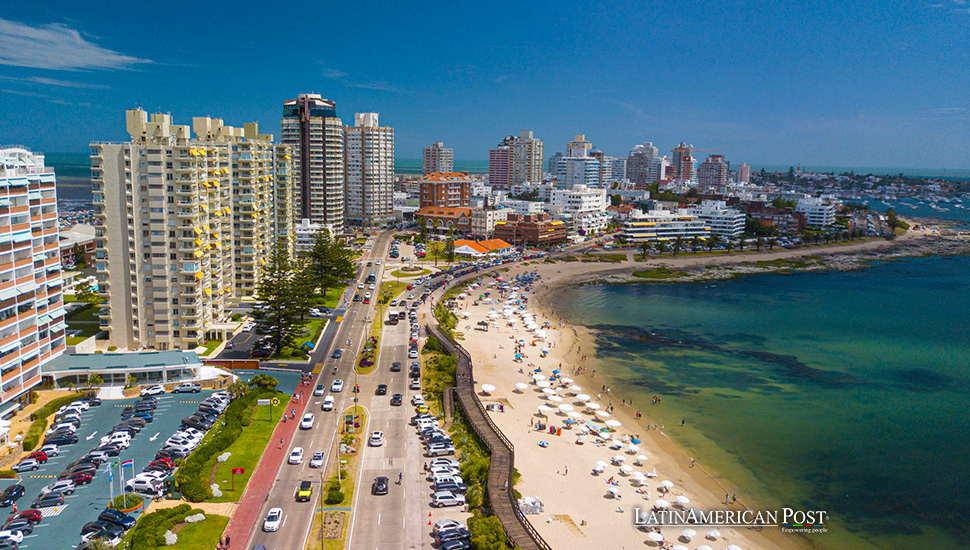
223 382 317 547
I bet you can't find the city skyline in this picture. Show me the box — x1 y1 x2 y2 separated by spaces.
1 2 969 168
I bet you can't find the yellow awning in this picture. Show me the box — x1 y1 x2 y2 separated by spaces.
204 288 212 295
194 238 202 246
224 207 231 214
218 288 224 295
205 244 211 250
225 286 232 292
200 203 207 210
202 225 210 231
194 250 203 258
214 211 222 217
212 232 219 239
193 227 202 235
194 271 204 279
260 258 266 265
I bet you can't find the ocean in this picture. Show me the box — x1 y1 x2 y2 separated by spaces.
553 255 970 550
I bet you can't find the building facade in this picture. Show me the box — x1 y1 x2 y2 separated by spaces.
511 130 544 184
626 143 666 185
549 185 610 234
493 212 567 247
619 210 710 242
416 206 472 235
344 113 395 227
737 162 751 184
419 172 472 208
469 207 509 238
0 146 66 415
795 197 836 228
688 200 745 237
293 218 333 253
488 135 515 188
422 142 454 175
92 109 290 351
281 94 345 230
698 154 730 191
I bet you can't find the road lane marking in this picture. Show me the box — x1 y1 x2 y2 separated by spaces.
378 513 381 525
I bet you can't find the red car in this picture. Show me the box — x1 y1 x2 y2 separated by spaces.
27 451 48 463
67 471 93 485
150 458 174 468
407 284 413 290
7 509 42 524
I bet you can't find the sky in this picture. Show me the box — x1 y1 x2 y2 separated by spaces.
0 1 968 169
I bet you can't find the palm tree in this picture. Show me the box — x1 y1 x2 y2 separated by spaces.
690 236 701 253
656 241 668 255
725 241 734 254
706 236 719 251
738 236 746 251
228 380 249 400
639 241 651 261
756 237 765 251
768 237 777 251
672 236 683 256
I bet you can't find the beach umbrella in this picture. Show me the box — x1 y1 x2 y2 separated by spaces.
515 353 523 358
647 532 664 542
537 405 554 414
632 471 646 480
576 434 588 443
611 455 626 463
630 437 642 445
661 480 675 488
480 384 496 393
627 444 639 453
542 388 557 396
514 383 529 392
595 410 611 418
672 545 689 550
586 402 601 410
533 375 548 382
559 377 573 384
610 438 624 447
576 394 591 402
680 528 696 540
620 464 634 474
596 461 609 468
655 499 669 508
552 369 561 374
548 395 564 403
636 454 648 464
607 486 619 496
727 545 744 550
558 404 574 412
537 380 552 388
568 385 581 392
696 546 714 550
676 495 690 505
563 418 576 425
706 529 721 539
567 411 583 419
605 419 622 428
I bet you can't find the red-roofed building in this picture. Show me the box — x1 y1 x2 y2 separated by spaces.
453 238 515 257
420 172 472 208
416 206 472 234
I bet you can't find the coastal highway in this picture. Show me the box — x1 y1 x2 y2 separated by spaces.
245 232 393 550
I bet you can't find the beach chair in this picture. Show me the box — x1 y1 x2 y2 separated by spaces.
646 468 657 478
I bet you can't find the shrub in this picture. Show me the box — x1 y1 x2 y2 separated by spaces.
22 418 47 451
422 335 444 354
0 470 16 479
326 478 341 492
109 493 144 510
325 490 345 505
127 503 192 550
468 513 513 550
30 392 85 421
240 416 252 427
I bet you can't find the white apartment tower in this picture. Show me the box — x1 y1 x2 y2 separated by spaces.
344 113 395 228
422 142 454 175
511 130 544 184
281 94 345 230
92 109 293 351
0 147 65 414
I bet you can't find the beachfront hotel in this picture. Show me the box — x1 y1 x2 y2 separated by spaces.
619 209 710 242
344 113 395 228
0 146 66 418
92 109 292 351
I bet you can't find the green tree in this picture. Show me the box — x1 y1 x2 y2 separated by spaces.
768 237 777 250
253 241 307 354
690 236 701 253
301 231 355 302
725 241 734 254
738 236 746 251
656 241 668 254
74 280 100 303
248 373 279 391
610 194 623 207
756 237 765 251
672 236 683 256
86 373 103 388
228 379 250 399
445 229 456 264
639 241 651 260
706 235 720 251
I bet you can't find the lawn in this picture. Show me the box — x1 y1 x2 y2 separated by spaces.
377 281 409 306
206 391 289 503
632 266 691 279
311 288 343 310
172 514 229 549
66 303 100 323
200 340 223 355
273 319 325 360
388 267 431 278
66 335 88 346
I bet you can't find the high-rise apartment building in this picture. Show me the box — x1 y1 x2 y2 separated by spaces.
0 147 65 414
344 113 394 228
566 134 593 158
737 162 751 184
419 172 472 208
671 142 698 183
511 130 544 184
626 142 663 185
698 154 730 191
422 142 454 175
92 109 292 351
281 94 344 230
488 135 516 188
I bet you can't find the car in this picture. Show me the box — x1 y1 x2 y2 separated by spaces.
97 445 121 456
11 461 39 473
67 471 94 485
300 414 315 430
321 396 335 411
368 431 384 447
411 395 425 406
155 448 188 461
26 451 47 463
79 396 102 406
296 481 313 502
390 361 401 372
2 518 33 536
375 384 387 395
372 476 389 495
435 527 472 544
434 480 468 494
331 379 344 392
390 394 403 406
126 478 162 495
426 443 456 457
408 349 419 359
263 507 283 531
41 480 75 496
409 377 421 389
288 447 304 464
314 384 325 396
31 493 64 508
357 282 364 289
427 466 460 479
431 491 465 508
415 404 430 414
5 511 40 526
60 462 97 479
353 294 361 302
98 508 136 529
140 385 166 396
439 539 472 550
331 349 343 359
429 458 461 470
0 531 23 545
0 486 24 508
173 382 201 393
81 520 125 540
309 451 325 468
37 444 59 457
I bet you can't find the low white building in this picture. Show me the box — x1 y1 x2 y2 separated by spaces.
470 207 509 238
294 218 334 253
501 198 545 215
620 209 710 242
549 185 610 235
688 200 746 237
795 197 836 228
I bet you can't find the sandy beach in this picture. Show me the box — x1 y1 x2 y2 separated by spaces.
437 230 957 550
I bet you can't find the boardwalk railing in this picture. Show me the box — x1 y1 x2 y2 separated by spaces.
427 324 552 550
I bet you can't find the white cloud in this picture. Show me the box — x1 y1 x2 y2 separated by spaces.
0 18 150 71
321 65 406 94
0 75 108 89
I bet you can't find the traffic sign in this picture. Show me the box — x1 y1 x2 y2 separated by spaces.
271 398 280 406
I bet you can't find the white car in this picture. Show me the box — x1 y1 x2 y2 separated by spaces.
309 451 325 468
331 379 344 392
38 444 60 457
101 433 131 448
126 477 162 495
321 396 335 411
368 284 375 290
0 530 24 545
288 447 304 464
141 385 166 396
427 466 461 480
431 491 465 508
409 377 421 389
408 349 419 359
46 422 77 435
429 458 460 469
368 431 384 447
300 414 314 430
313 384 325 396
411 395 425 406
357 282 364 289
41 479 76 495
263 507 283 532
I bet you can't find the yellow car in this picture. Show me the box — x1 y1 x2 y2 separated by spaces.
415 404 430 414
296 480 312 502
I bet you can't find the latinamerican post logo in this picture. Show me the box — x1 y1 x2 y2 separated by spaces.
634 507 828 534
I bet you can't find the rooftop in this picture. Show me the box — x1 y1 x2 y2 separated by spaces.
43 350 202 373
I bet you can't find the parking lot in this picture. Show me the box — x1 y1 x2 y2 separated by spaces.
0 391 221 549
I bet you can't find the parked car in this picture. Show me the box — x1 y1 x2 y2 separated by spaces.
98 508 136 529
41 480 75 496
431 491 465 508
140 385 166 396
173 382 201 393
11 460 39 473
31 493 64 508
0 486 24 508
5 510 41 525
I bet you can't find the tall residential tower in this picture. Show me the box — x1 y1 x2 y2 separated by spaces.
344 113 395 227
422 142 454 175
281 94 344 230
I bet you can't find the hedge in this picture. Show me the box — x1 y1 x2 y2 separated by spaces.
126 503 204 549
29 392 86 421
175 389 276 501
22 417 48 451
0 470 16 479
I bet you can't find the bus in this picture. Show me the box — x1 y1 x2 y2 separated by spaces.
366 269 377 285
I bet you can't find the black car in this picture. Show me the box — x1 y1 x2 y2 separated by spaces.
434 481 467 494
331 349 343 359
31 493 64 508
375 384 387 395
156 448 188 461
353 294 361 302
113 424 139 435
98 509 136 529
390 362 401 372
59 463 97 478
3 518 33 535
80 396 102 406
439 538 472 550
44 434 78 445
181 418 208 432
81 520 125 539
372 476 389 495
0 485 25 507
125 417 146 427
96 444 121 456
434 527 472 543
410 368 420 379
390 394 403 406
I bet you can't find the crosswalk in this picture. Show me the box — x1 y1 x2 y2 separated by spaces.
40 505 67 517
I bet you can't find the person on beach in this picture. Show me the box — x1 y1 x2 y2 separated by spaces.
690 458 695 468
725 494 730 504
732 494 737 504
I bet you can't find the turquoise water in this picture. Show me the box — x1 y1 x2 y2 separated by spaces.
553 256 970 550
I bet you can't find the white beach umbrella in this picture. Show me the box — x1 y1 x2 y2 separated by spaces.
542 388 557 396
681 528 696 540
575 394 591 402
706 529 721 539
532 374 546 381
605 419 622 428
596 461 609 468
595 410 611 418
632 471 646 479
636 454 648 464
696 546 714 550
655 499 669 508
559 377 573 384
548 395 563 403
620 464 634 474
488 312 499 318
480 384 496 393
611 455 626 463
647 532 664 542
661 480 674 488
627 444 639 454
537 405 554 414
726 545 744 550
610 438 624 447
676 495 690 505
672 545 689 550
514 383 529 392
586 402 601 410
567 411 583 419
607 486 619 495
568 385 582 392
558 404 574 412
537 380 552 388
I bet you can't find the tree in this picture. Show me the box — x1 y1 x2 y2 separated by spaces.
656 241 668 255
74 281 100 303
639 241 651 260
253 241 307 355
768 237 777 250
738 236 746 251
706 235 719 251
301 231 355 301
248 373 279 391
725 241 734 254
228 379 250 399
610 194 623 207
672 236 683 256
756 237 765 251
445 228 456 264
690 236 701 253
86 373 103 388
73 244 88 269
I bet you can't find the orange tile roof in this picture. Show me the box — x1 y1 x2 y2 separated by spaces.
419 172 472 182
416 206 471 217
454 240 488 254
477 238 513 250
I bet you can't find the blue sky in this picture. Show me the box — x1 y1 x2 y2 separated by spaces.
0 1 968 168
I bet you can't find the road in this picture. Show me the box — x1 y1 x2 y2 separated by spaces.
244 231 394 550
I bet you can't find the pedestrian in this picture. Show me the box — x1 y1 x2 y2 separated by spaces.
690 458 695 468
564 465 568 475
725 494 730 504
732 494 737 504
226 535 230 548
681 419 685 426
279 438 284 449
